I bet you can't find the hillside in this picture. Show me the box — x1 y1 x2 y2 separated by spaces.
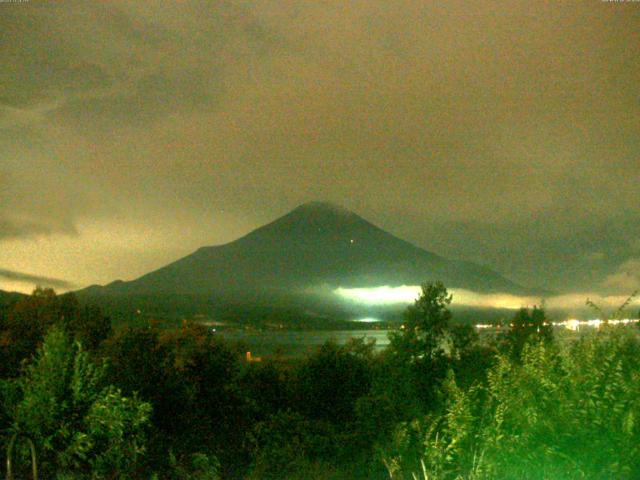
77 202 528 321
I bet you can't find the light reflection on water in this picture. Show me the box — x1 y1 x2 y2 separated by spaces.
215 319 640 357
351 317 381 323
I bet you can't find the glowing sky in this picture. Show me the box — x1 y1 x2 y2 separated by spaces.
335 285 640 312
0 1 639 294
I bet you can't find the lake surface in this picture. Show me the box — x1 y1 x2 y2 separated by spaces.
211 321 640 357
215 329 392 357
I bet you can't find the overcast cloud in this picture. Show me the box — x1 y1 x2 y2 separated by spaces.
0 268 74 291
0 1 638 293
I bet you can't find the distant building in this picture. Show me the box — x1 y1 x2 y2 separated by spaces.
246 351 262 363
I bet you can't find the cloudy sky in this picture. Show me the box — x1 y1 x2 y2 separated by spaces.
0 0 638 295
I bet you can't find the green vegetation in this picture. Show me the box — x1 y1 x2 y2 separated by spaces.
1 285 639 479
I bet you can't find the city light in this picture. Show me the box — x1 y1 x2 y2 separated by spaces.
474 318 640 331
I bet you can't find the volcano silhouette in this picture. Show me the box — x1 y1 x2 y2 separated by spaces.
81 202 525 300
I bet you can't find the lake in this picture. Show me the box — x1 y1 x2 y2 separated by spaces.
214 329 392 357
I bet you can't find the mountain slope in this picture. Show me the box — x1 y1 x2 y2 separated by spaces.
0 289 26 312
80 202 526 298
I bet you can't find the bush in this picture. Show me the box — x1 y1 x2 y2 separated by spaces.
387 327 640 479
6 327 151 478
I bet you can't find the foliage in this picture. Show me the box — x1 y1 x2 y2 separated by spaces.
293 338 374 424
586 290 638 322
67 387 152 478
503 306 552 359
162 450 221 480
0 288 111 378
101 322 253 478
7 327 151 478
387 327 640 480
3 281 640 480
386 282 478 413
247 410 339 480
390 281 453 362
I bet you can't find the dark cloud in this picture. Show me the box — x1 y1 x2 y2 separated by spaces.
51 67 223 127
0 215 78 241
386 213 640 292
0 268 74 290
0 1 638 293
602 258 640 292
0 5 114 108
0 217 58 240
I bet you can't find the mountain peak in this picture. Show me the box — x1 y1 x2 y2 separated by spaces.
291 201 352 215
78 201 527 299
264 201 370 236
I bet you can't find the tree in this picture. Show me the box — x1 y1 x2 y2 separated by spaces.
0 289 111 378
102 322 248 478
1 288 60 377
387 282 454 409
6 327 151 478
293 339 374 425
61 298 112 351
504 306 552 359
393 282 453 360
